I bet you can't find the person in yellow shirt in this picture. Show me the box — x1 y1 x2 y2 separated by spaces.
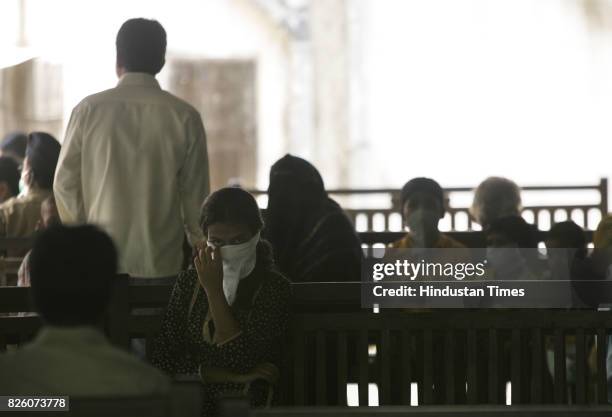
390 177 466 251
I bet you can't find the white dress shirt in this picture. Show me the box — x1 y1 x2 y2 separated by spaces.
54 73 209 278
0 326 170 396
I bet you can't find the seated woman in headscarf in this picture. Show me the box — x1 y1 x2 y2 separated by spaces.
264 154 362 282
151 187 290 416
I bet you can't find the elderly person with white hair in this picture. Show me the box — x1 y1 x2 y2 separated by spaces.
470 176 522 230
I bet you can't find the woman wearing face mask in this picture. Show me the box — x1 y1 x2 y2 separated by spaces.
151 187 290 415
390 177 466 250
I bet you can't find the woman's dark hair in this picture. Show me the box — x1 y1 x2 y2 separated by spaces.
200 187 263 234
200 187 274 270
26 132 61 190
116 18 166 75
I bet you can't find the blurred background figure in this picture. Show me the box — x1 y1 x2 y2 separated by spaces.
470 177 522 230
0 132 60 240
0 156 20 204
264 154 361 282
391 177 465 249
0 132 27 166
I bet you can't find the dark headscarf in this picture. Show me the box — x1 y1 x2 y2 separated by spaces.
265 154 361 282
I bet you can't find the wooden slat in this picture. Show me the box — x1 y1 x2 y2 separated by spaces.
293 330 305 405
444 329 455 405
531 328 543 404
467 328 478 404
596 328 607 404
423 329 434 405
400 330 411 405
380 329 391 405
488 328 499 404
336 332 347 406
511 328 522 405
106 277 130 348
315 330 327 405
575 328 587 405
358 329 369 406
553 328 567 404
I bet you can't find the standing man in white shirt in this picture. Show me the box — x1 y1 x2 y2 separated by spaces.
54 18 209 279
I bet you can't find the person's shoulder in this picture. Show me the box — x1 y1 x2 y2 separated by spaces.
77 88 118 108
440 233 467 249
159 90 202 119
174 269 199 293
0 196 18 211
389 233 412 249
262 270 291 295
177 268 198 284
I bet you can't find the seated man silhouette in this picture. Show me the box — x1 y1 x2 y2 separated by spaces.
0 225 170 395
391 177 466 250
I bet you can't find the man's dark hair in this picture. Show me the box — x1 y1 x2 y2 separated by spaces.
1 132 27 161
26 132 61 190
0 156 20 196
400 177 444 209
116 18 166 75
29 225 118 326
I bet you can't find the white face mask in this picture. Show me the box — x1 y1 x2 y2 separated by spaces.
208 232 260 305
406 208 439 247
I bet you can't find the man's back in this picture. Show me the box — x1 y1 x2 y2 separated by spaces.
54 73 209 278
0 326 170 396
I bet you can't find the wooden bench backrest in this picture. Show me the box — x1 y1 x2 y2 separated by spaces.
3 282 612 406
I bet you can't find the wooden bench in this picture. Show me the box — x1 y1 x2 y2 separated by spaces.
2 281 611 406
248 405 612 417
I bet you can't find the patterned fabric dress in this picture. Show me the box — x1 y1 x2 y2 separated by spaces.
151 265 290 416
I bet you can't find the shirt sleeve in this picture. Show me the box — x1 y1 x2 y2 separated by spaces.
179 112 209 246
209 276 291 374
53 103 87 224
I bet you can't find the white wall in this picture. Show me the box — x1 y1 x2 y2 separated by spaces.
356 0 612 206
